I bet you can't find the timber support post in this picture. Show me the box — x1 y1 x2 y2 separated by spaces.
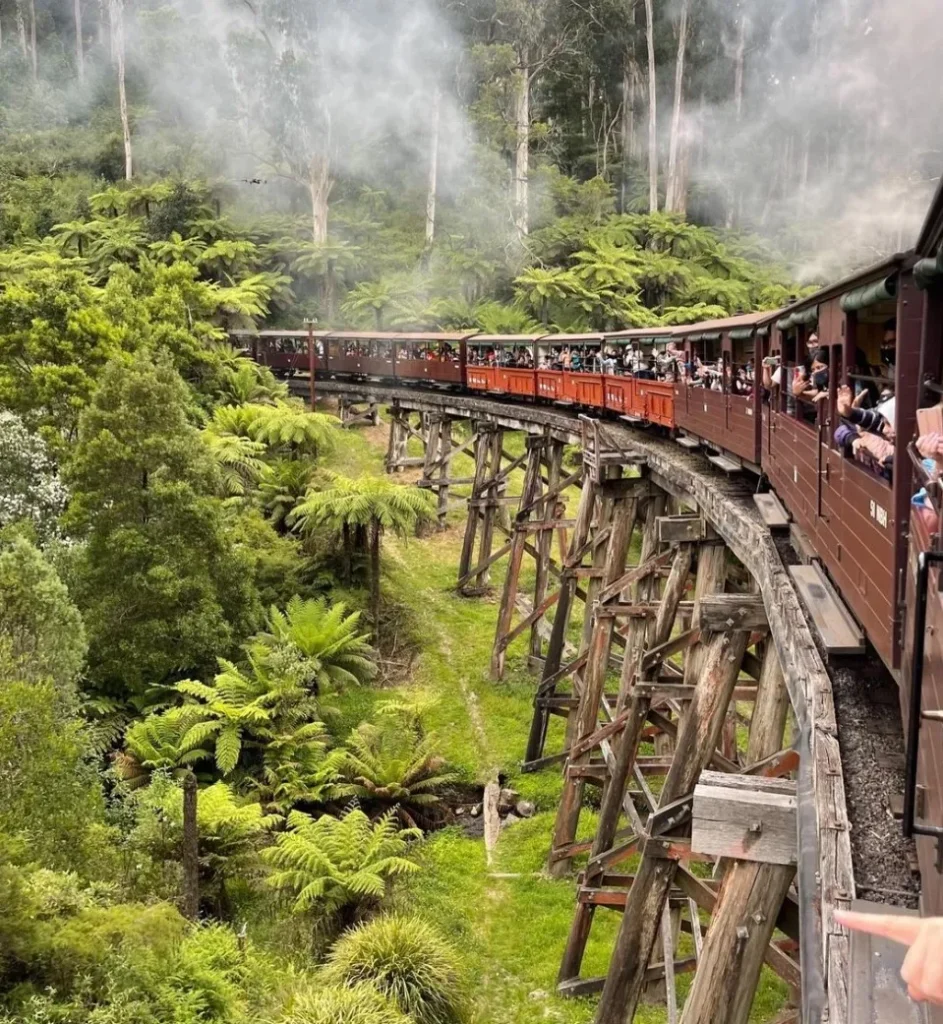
339 396 380 429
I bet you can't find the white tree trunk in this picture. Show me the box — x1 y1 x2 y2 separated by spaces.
27 0 36 79
75 0 85 82
664 0 690 213
513 56 531 241
733 10 746 122
111 0 132 180
308 153 332 244
620 58 635 211
644 0 658 212
425 87 441 250
15 0 27 58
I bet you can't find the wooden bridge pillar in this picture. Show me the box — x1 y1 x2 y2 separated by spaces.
595 622 755 1024
339 396 380 429
525 471 601 765
679 773 798 1024
385 403 427 474
484 431 584 680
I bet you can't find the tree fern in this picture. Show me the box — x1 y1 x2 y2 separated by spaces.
255 596 376 693
289 473 436 624
327 706 458 828
263 808 420 921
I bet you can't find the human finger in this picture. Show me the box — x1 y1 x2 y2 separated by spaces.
905 931 943 1006
835 910 922 946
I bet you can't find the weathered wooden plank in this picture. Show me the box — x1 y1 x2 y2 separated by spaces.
596 549 676 605
753 492 790 530
789 563 865 656
657 514 707 543
691 777 798 866
678 860 797 1024
697 594 768 633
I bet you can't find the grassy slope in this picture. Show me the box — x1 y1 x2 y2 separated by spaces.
322 414 788 1024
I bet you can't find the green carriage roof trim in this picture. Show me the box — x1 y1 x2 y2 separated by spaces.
756 326 770 338
839 275 897 312
776 305 819 331
699 331 722 341
729 326 756 341
916 248 943 291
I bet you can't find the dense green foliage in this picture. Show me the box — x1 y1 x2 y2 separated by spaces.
0 0 876 1019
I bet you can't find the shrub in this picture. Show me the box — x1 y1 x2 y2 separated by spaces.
324 915 467 1024
280 985 410 1024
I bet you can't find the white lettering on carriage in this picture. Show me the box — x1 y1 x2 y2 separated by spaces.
870 501 888 529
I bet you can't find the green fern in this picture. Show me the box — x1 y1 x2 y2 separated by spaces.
263 808 420 920
327 706 458 829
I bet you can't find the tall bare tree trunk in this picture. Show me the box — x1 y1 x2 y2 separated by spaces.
182 772 199 921
425 87 441 250
15 0 27 58
74 0 85 82
111 0 132 180
27 0 36 79
98 0 109 50
620 56 636 212
664 0 690 212
513 56 531 241
308 153 332 244
726 10 747 227
643 0 658 212
733 11 746 122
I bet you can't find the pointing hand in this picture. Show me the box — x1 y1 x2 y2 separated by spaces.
836 910 943 1006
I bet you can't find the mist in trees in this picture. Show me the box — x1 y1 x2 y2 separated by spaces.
1 0 940 281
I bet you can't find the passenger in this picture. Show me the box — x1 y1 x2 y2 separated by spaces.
562 347 571 371
571 350 583 372
791 332 820 398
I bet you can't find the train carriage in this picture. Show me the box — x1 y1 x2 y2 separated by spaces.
325 331 472 386
672 312 771 469
602 327 676 426
761 256 921 673
903 179 943 920
465 335 540 397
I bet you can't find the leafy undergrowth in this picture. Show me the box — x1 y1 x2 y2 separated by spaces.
323 413 788 1024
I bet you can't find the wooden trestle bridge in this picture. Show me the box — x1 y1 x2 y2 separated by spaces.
311 381 855 1024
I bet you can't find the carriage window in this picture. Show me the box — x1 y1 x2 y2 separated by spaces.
730 337 755 398
846 305 897 408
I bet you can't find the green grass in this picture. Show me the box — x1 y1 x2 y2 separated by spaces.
319 411 789 1024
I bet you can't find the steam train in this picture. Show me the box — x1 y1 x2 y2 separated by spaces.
236 178 943 915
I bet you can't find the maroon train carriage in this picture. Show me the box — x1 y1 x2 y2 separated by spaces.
671 312 772 471
759 256 921 674
324 331 474 387
903 179 943 917
231 329 327 377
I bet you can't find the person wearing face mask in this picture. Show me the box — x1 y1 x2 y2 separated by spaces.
795 345 830 409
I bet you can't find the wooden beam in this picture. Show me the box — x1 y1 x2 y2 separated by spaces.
657 514 709 543
691 773 797 866
697 595 768 633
